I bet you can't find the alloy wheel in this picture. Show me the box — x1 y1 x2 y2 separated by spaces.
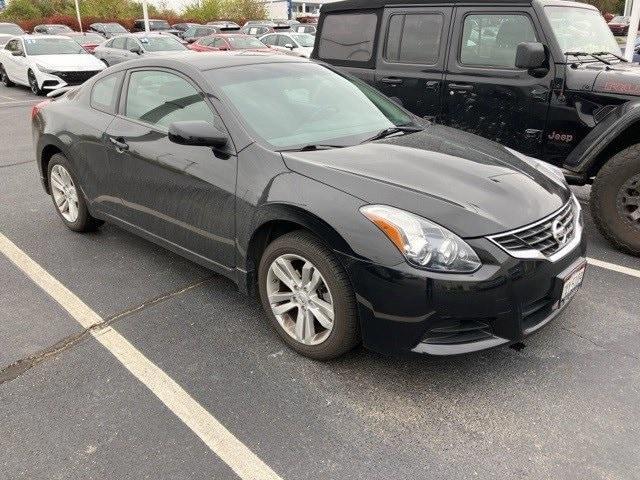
50 164 79 222
617 173 640 230
266 254 335 346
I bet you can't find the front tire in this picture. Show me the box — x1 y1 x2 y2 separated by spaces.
0 65 14 87
28 70 43 96
47 154 103 232
258 231 360 360
591 143 640 256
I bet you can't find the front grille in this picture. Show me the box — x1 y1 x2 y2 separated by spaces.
489 200 577 259
49 70 101 85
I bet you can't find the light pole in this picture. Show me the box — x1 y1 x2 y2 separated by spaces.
142 0 151 33
74 0 83 33
624 0 640 61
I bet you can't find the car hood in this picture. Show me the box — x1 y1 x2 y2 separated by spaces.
574 61 640 96
281 125 570 238
32 54 105 71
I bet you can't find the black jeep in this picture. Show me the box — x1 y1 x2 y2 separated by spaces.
312 0 640 255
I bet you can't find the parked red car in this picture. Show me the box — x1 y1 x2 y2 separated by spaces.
63 32 105 53
187 34 271 53
608 15 631 35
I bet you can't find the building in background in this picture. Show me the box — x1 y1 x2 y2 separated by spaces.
259 0 339 20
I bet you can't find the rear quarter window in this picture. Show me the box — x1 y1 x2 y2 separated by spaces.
90 72 124 114
318 12 377 63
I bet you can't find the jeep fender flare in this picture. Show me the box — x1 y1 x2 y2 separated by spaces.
563 100 640 181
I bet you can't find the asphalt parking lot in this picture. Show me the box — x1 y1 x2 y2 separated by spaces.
1 83 639 480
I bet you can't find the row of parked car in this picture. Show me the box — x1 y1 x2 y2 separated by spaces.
0 18 318 96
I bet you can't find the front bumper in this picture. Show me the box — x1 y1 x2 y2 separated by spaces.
37 69 102 90
338 234 587 356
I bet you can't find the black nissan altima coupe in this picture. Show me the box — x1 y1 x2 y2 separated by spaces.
32 53 587 359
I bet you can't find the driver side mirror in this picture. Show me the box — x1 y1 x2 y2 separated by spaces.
130 46 143 55
168 121 228 148
284 43 295 50
515 42 547 70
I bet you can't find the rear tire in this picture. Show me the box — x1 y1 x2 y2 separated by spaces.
28 70 43 96
47 153 103 232
0 65 14 87
591 143 640 256
258 231 360 360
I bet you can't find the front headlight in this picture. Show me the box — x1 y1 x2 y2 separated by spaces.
35 64 54 74
360 205 481 273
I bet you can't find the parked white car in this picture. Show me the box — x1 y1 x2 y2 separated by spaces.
0 35 106 95
259 32 315 58
0 23 25 48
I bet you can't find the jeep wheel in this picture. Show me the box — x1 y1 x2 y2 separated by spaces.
591 143 640 256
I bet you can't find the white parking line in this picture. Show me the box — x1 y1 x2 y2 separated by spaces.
0 100 38 106
587 257 640 279
0 232 283 480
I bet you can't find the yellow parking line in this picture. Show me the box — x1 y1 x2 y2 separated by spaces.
0 232 284 480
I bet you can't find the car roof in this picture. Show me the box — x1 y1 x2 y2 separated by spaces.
320 0 595 12
15 34 71 40
109 51 308 72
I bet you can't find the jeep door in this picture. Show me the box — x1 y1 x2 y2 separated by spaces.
373 7 452 122
444 6 553 157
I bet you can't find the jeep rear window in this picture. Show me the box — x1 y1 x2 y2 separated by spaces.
318 13 377 62
385 13 444 65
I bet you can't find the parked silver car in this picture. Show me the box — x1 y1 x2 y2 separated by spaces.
93 32 187 66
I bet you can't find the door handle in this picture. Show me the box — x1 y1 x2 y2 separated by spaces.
380 77 403 85
449 83 474 92
425 80 440 91
109 137 129 152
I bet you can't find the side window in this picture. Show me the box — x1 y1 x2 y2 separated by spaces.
384 13 444 64
125 38 140 51
460 13 537 68
318 12 377 62
91 71 124 114
125 70 217 130
262 34 276 46
5 40 17 53
112 37 126 49
277 35 292 47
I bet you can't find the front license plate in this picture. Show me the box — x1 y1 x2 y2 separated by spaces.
560 265 585 304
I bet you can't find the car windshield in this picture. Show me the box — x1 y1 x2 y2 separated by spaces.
0 24 24 35
73 34 104 44
104 23 127 33
207 62 416 149
139 36 186 51
148 20 171 30
24 37 86 55
227 36 265 49
610 16 629 23
49 25 73 33
290 33 315 47
545 6 621 55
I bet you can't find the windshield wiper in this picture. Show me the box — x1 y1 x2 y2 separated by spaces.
278 144 346 152
361 125 424 144
592 51 628 62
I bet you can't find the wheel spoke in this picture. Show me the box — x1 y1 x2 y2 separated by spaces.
300 261 313 286
50 172 64 191
59 199 68 213
68 200 78 220
273 257 300 289
272 301 297 315
294 308 305 342
53 193 65 206
630 209 640 222
68 189 78 202
303 310 315 342
624 196 640 207
306 269 322 293
268 292 294 304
